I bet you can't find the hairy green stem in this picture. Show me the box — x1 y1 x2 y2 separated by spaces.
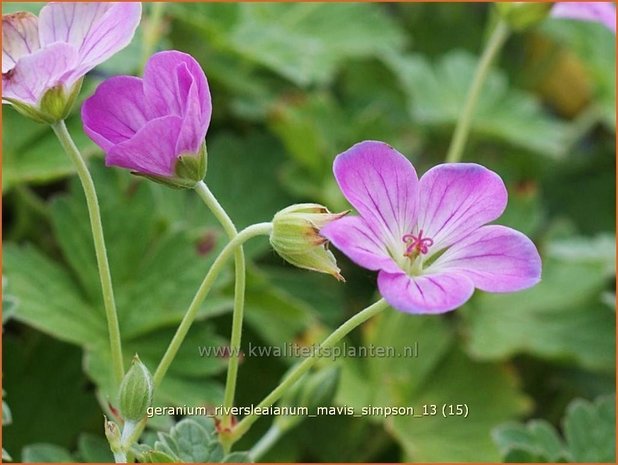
194 181 247 438
250 424 283 461
445 19 510 163
227 298 390 445
152 222 272 387
52 120 124 385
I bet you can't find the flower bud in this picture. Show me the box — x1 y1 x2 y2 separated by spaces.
495 2 552 31
3 78 82 125
270 204 348 280
118 355 154 422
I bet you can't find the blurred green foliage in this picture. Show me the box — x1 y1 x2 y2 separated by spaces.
2 2 615 463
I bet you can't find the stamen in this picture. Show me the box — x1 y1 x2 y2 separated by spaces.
403 229 434 256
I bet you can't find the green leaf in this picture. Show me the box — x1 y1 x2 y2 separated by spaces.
2 277 19 324
172 3 404 86
48 164 230 336
3 335 101 457
3 244 106 347
21 444 75 463
493 420 568 462
337 310 529 461
564 396 615 462
389 347 530 461
546 234 616 276
493 396 615 463
204 131 294 230
2 114 95 192
243 268 320 354
463 256 616 372
76 434 114 463
151 418 227 463
385 50 569 156
84 327 226 409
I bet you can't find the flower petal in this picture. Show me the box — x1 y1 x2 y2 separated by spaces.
143 51 211 126
2 42 77 105
81 76 148 152
321 216 401 273
377 270 474 314
332 141 419 251
39 2 142 77
175 63 208 154
106 115 183 177
429 225 542 292
552 2 616 33
417 163 507 254
2 12 40 73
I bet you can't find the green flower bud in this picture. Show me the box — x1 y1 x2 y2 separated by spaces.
270 204 348 281
495 2 553 31
118 355 154 422
4 78 83 124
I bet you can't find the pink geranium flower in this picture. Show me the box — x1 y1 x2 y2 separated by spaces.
321 141 542 314
552 2 616 33
82 50 211 186
2 2 141 108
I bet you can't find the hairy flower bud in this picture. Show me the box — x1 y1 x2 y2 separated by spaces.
270 204 348 280
495 2 552 30
118 355 154 423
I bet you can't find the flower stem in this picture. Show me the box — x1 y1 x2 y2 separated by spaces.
194 181 247 436
250 424 283 461
51 120 124 385
226 298 390 445
152 222 272 387
445 19 510 163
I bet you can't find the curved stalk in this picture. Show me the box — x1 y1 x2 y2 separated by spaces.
152 222 271 387
226 298 390 445
445 19 510 163
52 120 124 385
194 181 247 437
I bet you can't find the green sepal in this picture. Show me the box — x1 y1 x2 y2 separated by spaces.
4 78 83 124
3 97 54 124
132 143 207 190
40 78 83 122
175 142 207 182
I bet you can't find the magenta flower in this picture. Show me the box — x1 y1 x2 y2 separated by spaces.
2 2 141 119
82 51 211 187
321 141 542 314
552 2 616 33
